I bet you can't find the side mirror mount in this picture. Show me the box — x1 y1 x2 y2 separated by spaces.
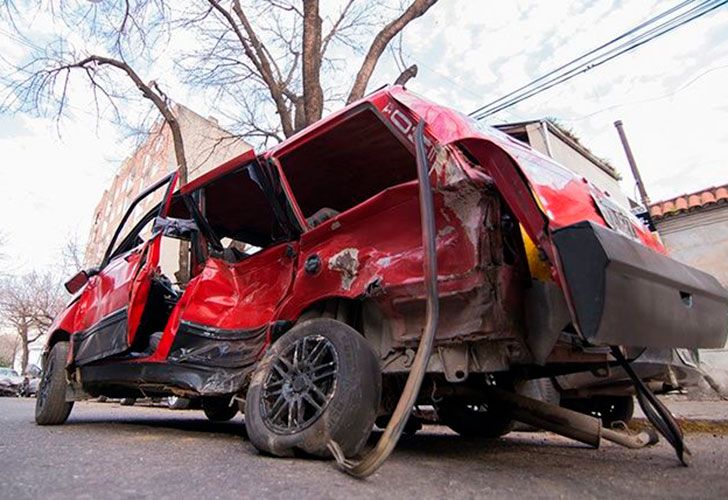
64 270 90 294
153 216 198 241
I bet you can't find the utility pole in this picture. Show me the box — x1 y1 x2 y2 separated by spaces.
614 120 651 207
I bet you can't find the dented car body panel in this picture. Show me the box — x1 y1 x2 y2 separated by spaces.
46 86 728 401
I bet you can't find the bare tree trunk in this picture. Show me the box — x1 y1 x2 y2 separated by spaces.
347 0 438 104
302 0 324 124
168 115 190 284
18 323 29 375
167 115 188 185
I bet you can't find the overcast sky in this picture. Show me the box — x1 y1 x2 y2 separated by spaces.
1 0 727 274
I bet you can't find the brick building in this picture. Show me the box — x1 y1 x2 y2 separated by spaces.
85 105 252 265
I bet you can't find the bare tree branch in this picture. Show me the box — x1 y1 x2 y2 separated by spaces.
321 0 355 58
394 63 418 86
0 272 64 373
206 0 295 137
347 0 437 103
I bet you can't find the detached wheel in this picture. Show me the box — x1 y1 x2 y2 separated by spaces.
202 397 238 422
245 318 381 457
35 342 74 425
436 400 515 438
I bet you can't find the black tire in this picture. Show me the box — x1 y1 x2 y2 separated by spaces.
202 397 238 422
245 318 381 458
562 395 635 427
167 396 191 410
120 398 136 406
35 342 74 425
436 400 515 438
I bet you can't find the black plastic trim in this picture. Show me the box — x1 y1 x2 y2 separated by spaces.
166 321 267 369
73 307 130 365
552 220 728 348
79 361 251 396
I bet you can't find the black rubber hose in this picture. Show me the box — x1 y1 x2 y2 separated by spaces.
610 346 689 465
328 119 439 477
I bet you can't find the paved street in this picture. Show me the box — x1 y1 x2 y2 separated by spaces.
1 398 728 499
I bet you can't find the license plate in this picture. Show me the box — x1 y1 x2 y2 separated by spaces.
592 195 639 241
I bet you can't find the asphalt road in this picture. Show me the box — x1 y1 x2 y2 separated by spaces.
1 398 728 499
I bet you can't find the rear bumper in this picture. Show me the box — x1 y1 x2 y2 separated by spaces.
552 221 728 349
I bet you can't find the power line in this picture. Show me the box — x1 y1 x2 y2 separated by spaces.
473 0 727 119
471 0 718 118
473 0 726 119
470 0 728 120
469 0 696 118
559 62 728 123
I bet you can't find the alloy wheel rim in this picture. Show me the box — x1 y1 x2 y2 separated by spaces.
37 356 53 408
261 335 338 434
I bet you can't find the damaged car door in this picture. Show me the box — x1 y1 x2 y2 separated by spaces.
162 156 301 373
72 173 177 365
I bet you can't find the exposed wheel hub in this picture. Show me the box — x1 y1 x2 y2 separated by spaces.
261 335 338 434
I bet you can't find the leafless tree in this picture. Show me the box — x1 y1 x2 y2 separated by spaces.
183 0 439 140
0 334 19 368
1 2 189 180
61 234 86 275
0 273 64 374
6 53 189 183
3 0 438 149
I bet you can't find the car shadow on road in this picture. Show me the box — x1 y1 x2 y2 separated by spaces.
64 413 249 439
366 428 679 469
61 411 676 469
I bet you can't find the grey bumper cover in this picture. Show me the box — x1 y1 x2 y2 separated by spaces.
552 221 728 349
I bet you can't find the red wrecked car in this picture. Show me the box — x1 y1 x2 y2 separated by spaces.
36 86 728 475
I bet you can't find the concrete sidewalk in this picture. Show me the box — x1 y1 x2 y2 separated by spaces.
638 396 728 421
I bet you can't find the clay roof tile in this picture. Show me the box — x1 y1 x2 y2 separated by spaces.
649 182 728 219
701 191 716 205
687 194 702 208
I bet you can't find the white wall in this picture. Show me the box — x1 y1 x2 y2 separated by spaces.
656 206 728 288
526 123 630 208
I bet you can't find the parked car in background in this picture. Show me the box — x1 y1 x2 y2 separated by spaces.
0 367 23 397
34 86 728 468
18 364 42 397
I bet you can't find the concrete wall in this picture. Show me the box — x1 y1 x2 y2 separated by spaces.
657 205 728 389
656 205 728 288
525 123 630 208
